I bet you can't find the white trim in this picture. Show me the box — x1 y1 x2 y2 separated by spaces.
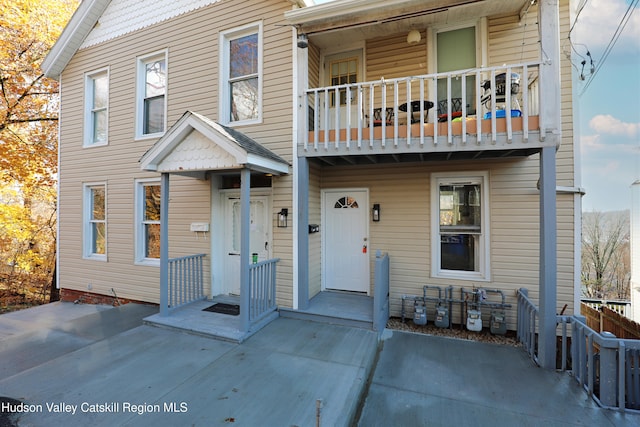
219 21 263 126
83 67 110 147
82 182 107 261
135 50 168 140
134 178 161 266
430 171 490 281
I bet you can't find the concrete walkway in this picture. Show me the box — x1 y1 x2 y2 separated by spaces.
358 330 640 427
0 302 377 427
2 303 640 426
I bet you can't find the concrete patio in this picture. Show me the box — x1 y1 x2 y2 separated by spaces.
1 302 639 426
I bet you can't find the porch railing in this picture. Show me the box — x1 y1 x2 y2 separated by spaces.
249 258 279 323
517 288 640 413
168 253 206 312
517 288 539 364
304 62 542 151
373 250 390 334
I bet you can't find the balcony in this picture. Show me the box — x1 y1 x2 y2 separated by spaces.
301 62 557 165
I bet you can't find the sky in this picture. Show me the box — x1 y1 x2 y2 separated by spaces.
570 0 640 212
314 0 640 213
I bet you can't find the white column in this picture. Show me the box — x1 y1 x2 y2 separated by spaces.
240 168 251 332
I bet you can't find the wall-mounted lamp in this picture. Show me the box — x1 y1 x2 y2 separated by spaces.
297 33 308 49
407 29 421 45
372 204 380 222
277 208 289 228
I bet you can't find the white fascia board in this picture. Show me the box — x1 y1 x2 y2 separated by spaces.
246 154 290 175
42 0 111 79
285 0 426 24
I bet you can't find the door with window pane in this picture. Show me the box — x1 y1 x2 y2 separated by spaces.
436 27 476 116
323 50 362 130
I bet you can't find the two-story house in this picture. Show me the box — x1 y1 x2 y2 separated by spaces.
43 0 578 368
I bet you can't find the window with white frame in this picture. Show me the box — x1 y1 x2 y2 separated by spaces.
431 172 489 280
83 183 106 259
84 69 109 146
136 51 167 138
220 23 262 124
135 179 161 264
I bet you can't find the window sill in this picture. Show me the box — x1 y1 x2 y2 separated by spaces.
134 132 165 141
135 258 160 267
83 141 109 148
432 270 489 282
83 254 107 262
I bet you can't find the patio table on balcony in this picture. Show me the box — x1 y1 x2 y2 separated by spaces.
399 100 434 123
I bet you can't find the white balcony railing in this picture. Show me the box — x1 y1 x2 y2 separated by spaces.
303 62 543 154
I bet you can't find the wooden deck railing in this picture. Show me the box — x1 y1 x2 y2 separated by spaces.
168 253 206 312
249 258 279 323
303 62 543 154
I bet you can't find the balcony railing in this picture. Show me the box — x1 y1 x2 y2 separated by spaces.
303 62 544 157
168 253 206 312
249 258 279 323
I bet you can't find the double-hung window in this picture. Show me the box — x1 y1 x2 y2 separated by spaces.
135 179 161 264
431 172 490 280
136 51 167 138
84 69 109 146
220 23 262 124
83 183 106 259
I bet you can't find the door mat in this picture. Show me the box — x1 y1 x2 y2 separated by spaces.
203 303 240 316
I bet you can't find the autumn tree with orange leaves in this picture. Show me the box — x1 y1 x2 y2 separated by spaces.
0 0 78 310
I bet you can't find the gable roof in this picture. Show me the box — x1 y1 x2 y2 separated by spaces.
42 0 111 79
42 0 311 80
139 111 290 176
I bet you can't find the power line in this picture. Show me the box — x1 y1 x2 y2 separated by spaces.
581 0 639 95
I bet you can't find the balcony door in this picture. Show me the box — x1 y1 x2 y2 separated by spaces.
323 50 363 130
436 26 477 115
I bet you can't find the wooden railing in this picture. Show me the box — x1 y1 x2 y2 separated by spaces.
373 250 390 335
168 253 206 312
303 62 543 153
248 258 279 323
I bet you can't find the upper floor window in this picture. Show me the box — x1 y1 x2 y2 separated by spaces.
329 57 358 106
135 179 161 265
84 69 109 146
220 23 262 124
431 172 490 281
83 183 106 260
136 51 167 138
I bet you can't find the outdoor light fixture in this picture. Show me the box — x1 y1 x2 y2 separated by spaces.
277 208 289 228
406 29 421 45
372 204 380 222
297 33 308 49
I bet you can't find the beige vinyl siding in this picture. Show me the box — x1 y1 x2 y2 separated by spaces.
57 0 294 304
319 154 575 329
308 162 322 297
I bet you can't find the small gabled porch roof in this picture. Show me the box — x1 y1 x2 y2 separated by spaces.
139 111 290 176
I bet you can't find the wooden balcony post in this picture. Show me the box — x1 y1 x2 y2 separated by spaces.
240 168 251 333
159 172 170 317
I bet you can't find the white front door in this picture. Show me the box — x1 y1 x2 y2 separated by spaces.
323 189 369 293
224 195 270 295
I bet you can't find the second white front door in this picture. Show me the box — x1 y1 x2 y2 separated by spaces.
224 195 270 295
323 189 369 293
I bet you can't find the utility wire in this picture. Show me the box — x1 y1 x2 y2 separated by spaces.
581 0 639 95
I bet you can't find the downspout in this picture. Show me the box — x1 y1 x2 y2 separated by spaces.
55 75 63 298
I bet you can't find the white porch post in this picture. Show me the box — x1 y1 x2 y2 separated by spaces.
159 172 170 317
538 0 562 370
240 168 251 332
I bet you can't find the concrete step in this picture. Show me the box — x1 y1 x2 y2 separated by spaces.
279 307 374 330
